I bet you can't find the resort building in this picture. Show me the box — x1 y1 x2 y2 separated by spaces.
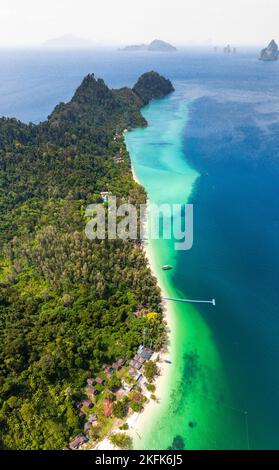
69 434 87 450
130 346 154 370
95 376 105 385
137 345 153 360
86 385 98 396
111 358 125 370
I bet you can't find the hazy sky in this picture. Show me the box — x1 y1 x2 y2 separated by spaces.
0 0 278 47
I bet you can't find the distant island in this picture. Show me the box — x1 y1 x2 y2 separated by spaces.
121 39 177 52
43 34 92 47
259 39 279 61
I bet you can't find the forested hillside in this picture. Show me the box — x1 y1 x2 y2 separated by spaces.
0 72 173 449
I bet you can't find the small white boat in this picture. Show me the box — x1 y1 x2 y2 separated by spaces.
162 265 172 271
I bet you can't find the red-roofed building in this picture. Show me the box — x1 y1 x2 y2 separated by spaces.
104 399 113 417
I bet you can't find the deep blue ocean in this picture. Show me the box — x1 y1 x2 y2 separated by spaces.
0 47 278 448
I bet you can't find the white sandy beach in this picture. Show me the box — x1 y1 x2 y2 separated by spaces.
126 349 172 447
126 165 175 447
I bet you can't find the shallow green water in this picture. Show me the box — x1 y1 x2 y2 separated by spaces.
125 93 247 450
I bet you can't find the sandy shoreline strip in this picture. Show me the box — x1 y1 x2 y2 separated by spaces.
93 268 174 451
126 168 175 448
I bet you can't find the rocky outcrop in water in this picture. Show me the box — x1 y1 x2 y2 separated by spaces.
133 71 175 105
259 40 279 61
224 44 232 54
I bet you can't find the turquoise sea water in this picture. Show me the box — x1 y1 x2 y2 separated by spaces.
1 48 279 449
125 94 248 450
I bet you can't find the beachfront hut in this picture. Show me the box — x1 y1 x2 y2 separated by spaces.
117 358 125 367
86 385 98 396
133 306 144 318
69 434 87 450
112 358 125 371
138 345 153 361
84 422 91 433
116 388 126 399
95 376 105 385
132 360 142 370
82 399 93 409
